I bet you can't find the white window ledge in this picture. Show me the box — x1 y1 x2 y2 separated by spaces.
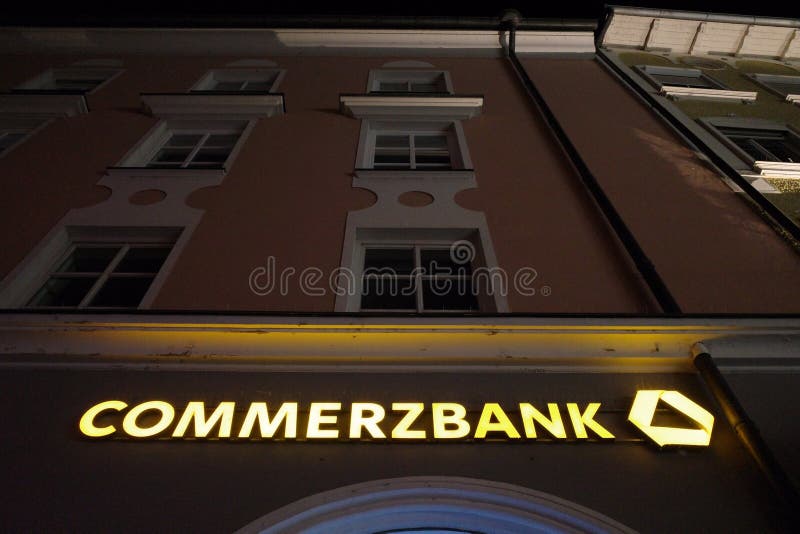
660 86 757 102
141 93 284 119
788 94 800 105
0 93 87 117
753 161 800 180
340 95 483 120
354 169 475 180
105 167 226 179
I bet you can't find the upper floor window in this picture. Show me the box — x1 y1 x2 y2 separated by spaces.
718 126 800 163
14 67 121 94
117 119 248 171
636 65 723 89
0 117 47 157
26 231 177 309
358 121 470 171
191 69 284 93
368 70 452 94
749 73 800 100
360 244 478 312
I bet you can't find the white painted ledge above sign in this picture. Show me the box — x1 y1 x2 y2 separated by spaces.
340 95 484 120
141 93 285 120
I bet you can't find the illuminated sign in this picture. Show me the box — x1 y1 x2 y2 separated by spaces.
78 390 714 447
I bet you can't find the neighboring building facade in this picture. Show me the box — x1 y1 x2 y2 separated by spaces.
0 8 798 533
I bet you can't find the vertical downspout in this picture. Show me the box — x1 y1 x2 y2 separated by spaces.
502 15 682 314
692 343 800 523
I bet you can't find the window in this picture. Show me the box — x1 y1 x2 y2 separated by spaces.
368 70 451 94
718 126 800 163
749 73 800 99
117 120 248 171
192 69 284 93
27 237 175 309
0 117 46 157
361 122 469 171
636 65 722 89
360 244 478 312
14 68 120 94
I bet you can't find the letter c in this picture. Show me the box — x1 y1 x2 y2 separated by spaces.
79 400 128 437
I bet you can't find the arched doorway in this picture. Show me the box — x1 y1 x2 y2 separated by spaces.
236 477 636 533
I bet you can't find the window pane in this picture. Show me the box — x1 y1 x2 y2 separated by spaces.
421 249 472 275
378 82 408 92
166 134 203 147
56 246 120 273
410 82 441 92
364 248 415 274
758 138 800 163
360 277 416 310
204 134 239 147
422 278 478 311
415 154 451 167
151 148 191 164
115 247 170 273
90 276 155 307
376 135 409 148
653 73 713 88
192 148 231 163
0 132 26 151
414 135 448 148
28 276 97 307
244 80 273 92
374 153 410 166
212 81 244 91
766 80 800 96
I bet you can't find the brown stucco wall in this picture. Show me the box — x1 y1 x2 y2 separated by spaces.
522 56 800 313
0 54 654 313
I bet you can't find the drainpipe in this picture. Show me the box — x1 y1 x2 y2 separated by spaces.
691 342 800 521
502 12 682 314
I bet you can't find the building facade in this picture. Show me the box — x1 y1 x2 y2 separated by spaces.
0 8 798 532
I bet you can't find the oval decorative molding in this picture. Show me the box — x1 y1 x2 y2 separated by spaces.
398 190 434 207
129 189 166 205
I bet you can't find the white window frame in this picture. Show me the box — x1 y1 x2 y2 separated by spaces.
355 120 472 171
191 68 286 93
747 73 800 104
15 67 123 95
0 116 50 158
635 65 756 102
115 118 254 172
0 226 182 310
367 69 453 94
358 242 479 312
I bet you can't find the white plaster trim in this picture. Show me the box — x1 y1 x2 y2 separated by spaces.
1 315 799 373
235 477 636 534
0 93 87 117
142 93 284 119
354 170 476 180
754 161 800 179
788 94 800 104
504 31 596 54
660 86 757 101
340 95 483 120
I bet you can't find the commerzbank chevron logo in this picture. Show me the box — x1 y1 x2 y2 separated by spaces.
78 389 715 448
628 390 715 447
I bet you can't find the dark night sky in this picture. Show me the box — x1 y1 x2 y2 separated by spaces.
0 1 797 26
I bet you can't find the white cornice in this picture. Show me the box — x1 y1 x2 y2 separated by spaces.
754 160 800 179
0 314 798 373
340 95 483 120
0 93 87 117
141 93 284 119
0 28 595 57
659 86 757 101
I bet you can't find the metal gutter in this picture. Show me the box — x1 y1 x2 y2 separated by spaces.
504 18 682 314
692 343 800 524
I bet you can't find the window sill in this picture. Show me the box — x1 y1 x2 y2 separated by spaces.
753 161 800 180
0 93 88 117
340 94 483 120
106 167 227 179
788 94 800 105
354 169 475 180
659 86 757 102
141 93 285 119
